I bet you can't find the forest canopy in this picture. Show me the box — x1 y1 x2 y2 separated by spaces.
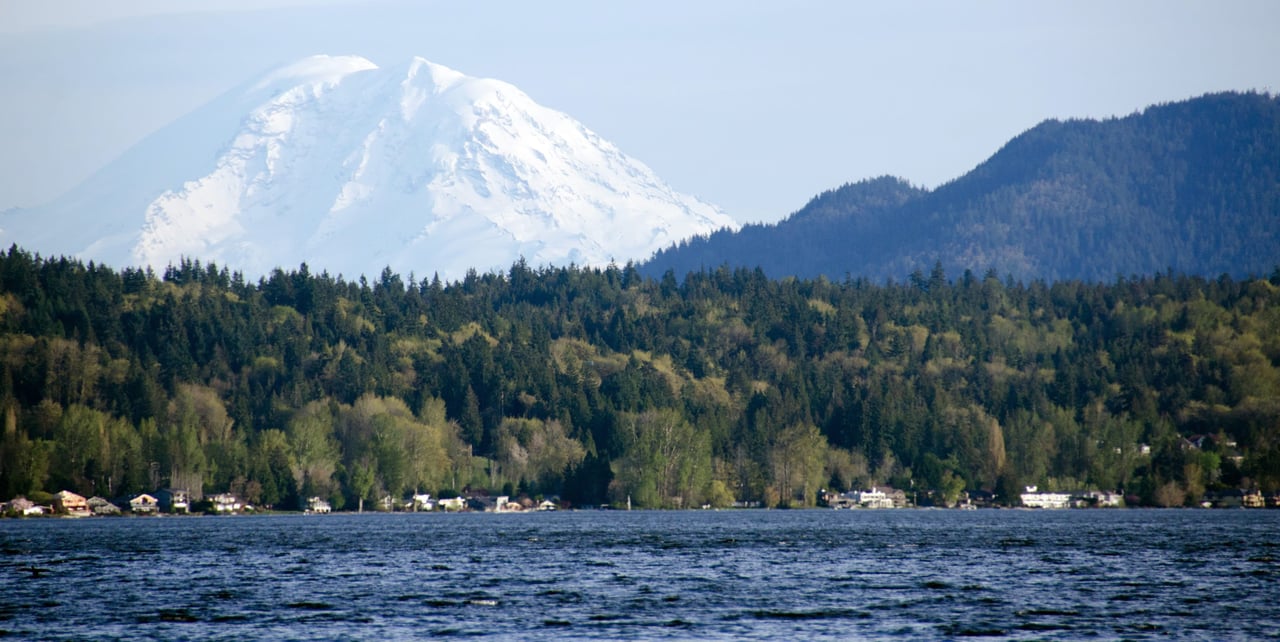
2 247 1279 509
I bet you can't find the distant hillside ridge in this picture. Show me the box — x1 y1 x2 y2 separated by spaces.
643 91 1280 282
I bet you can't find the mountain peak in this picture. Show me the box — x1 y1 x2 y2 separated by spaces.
403 56 466 91
2 56 736 280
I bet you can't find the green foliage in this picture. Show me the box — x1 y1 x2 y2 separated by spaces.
1 247 1278 507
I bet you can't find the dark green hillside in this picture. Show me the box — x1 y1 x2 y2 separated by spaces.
645 91 1280 282
2 248 1279 510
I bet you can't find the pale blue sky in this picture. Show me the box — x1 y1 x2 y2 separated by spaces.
1 0 1277 223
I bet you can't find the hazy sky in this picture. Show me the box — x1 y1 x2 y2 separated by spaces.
2 0 1277 223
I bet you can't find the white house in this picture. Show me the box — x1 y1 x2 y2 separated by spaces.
1020 486 1072 509
130 493 159 514
210 493 243 513
306 496 332 514
437 497 466 511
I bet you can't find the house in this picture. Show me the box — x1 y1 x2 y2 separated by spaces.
829 487 901 509
466 495 512 512
53 491 91 517
306 496 332 514
852 488 895 509
1020 486 1072 509
1243 490 1266 508
1079 491 1124 508
881 487 910 508
537 499 558 511
6 496 47 516
130 493 159 514
411 493 435 511
157 489 190 514
87 496 121 516
437 497 466 511
209 493 243 513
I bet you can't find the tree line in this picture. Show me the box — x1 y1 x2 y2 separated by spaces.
1 246 1278 509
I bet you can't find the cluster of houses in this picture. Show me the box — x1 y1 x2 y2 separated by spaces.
0 489 252 518
1019 486 1125 509
1 488 569 518
311 492 560 514
9 485 1276 517
1018 485 1277 509
823 487 912 509
818 484 1278 510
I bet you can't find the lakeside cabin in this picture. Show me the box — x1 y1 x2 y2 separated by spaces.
1020 486 1073 509
825 487 909 509
5 497 47 516
130 494 159 514
306 497 332 514
210 493 244 513
53 491 91 517
157 489 191 514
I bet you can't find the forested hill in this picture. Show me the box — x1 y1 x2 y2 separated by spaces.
2 248 1279 510
644 91 1280 282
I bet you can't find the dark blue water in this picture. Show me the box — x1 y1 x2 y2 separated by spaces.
1 509 1277 640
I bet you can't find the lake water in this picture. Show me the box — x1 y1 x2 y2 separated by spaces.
1 509 1277 640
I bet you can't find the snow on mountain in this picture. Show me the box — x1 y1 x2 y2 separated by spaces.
0 55 736 280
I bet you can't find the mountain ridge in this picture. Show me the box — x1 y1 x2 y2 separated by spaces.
644 91 1280 282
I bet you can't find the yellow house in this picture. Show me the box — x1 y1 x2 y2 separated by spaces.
53 491 91 517
130 493 159 514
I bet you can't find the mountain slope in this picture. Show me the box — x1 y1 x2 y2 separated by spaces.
1 55 736 280
645 91 1280 282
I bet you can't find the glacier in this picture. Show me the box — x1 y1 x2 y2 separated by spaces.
1 55 737 281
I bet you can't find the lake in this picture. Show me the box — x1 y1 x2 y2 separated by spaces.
1 509 1277 640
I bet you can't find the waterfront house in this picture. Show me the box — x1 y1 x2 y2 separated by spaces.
1020 486 1072 509
411 493 435 511
467 495 512 512
831 487 901 509
210 493 243 513
853 488 894 509
157 489 190 514
882 487 910 508
53 491 91 517
1243 489 1265 508
1079 491 1124 507
87 496 121 516
437 497 466 511
6 496 46 516
130 493 159 514
306 496 332 514
537 500 558 511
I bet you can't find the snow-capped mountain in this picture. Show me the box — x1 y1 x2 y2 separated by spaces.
1 55 736 280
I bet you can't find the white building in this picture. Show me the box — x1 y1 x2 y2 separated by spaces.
1020 486 1072 509
411 493 435 511
210 493 244 513
306 496 332 514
